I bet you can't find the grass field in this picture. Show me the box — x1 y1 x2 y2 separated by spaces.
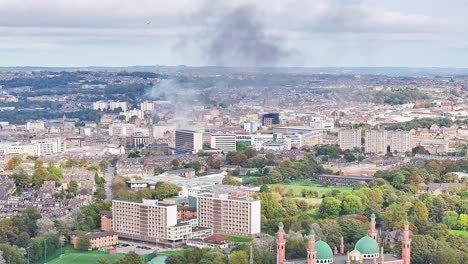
159 250 185 256
47 252 124 264
224 235 253 243
449 230 468 237
268 180 352 197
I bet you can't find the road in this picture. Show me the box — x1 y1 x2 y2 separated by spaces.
104 166 115 201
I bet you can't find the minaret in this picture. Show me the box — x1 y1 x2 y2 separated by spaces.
379 247 385 264
345 251 350 264
148 118 154 144
401 220 412 264
277 222 286 264
369 213 378 240
307 230 317 264
340 236 345 254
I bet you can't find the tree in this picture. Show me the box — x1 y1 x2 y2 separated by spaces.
412 146 429 155
152 182 181 200
96 258 112 264
98 160 109 172
409 200 429 231
16 232 30 248
0 244 25 264
260 192 284 222
381 203 407 229
222 176 241 186
165 255 184 264
69 180 78 195
229 250 248 264
458 214 468 230
236 142 249 151
5 156 22 170
119 251 144 264
442 211 459 229
171 159 180 168
10 170 29 190
76 233 91 250
341 194 364 215
319 197 342 218
94 187 107 200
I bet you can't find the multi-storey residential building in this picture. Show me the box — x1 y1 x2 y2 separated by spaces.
210 133 236 152
420 139 449 154
109 123 135 137
140 101 156 112
389 130 412 153
109 101 129 112
175 130 203 153
196 194 261 237
70 231 118 249
26 121 45 131
92 100 109 111
338 129 361 150
2 143 39 156
112 199 177 242
31 137 65 156
122 109 144 121
365 130 388 154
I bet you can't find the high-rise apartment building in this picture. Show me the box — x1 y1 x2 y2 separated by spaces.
140 101 156 112
365 130 388 154
112 199 177 242
175 130 204 153
210 133 237 152
196 194 261 237
389 130 412 153
338 129 361 150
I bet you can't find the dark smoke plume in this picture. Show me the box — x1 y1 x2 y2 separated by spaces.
206 6 293 67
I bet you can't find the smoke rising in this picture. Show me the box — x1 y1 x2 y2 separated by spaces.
205 5 293 67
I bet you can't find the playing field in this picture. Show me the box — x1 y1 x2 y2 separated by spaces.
449 230 468 237
47 252 124 264
268 180 352 197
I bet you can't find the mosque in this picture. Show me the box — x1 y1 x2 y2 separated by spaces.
276 214 412 264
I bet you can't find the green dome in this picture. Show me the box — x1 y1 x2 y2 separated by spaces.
315 241 333 260
355 236 379 255
371 213 376 219
404 220 409 226
278 222 284 228
309 230 315 236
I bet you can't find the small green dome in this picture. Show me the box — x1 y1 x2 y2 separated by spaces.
309 230 315 236
404 220 409 226
315 241 333 260
371 213 376 219
278 222 284 228
355 236 379 255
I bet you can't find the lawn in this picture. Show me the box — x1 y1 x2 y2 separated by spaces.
224 235 253 243
268 180 352 197
449 230 468 237
47 253 124 264
45 246 124 264
159 250 185 256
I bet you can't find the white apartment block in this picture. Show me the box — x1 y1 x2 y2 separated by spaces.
175 130 204 153
112 199 177 242
92 101 109 111
26 121 45 131
31 137 65 156
196 194 261 236
109 123 135 137
1 143 39 156
210 133 237 152
338 129 362 150
243 121 259 133
93 101 129 112
389 130 412 153
365 130 388 154
140 101 156 112
122 109 144 121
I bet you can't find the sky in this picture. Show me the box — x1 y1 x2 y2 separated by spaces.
1 0 468 67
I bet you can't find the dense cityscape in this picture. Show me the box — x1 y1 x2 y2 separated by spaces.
0 66 465 264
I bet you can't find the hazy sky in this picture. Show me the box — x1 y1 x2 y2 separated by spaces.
1 0 468 67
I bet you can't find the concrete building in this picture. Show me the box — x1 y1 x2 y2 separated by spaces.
109 123 135 137
100 211 113 232
122 109 144 121
109 101 129 112
26 121 45 131
262 113 280 126
338 129 362 151
419 140 449 154
4 143 39 156
243 121 260 133
140 101 156 112
112 199 177 242
196 193 261 237
210 133 236 152
31 137 65 156
389 130 412 153
365 130 388 154
175 130 204 153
